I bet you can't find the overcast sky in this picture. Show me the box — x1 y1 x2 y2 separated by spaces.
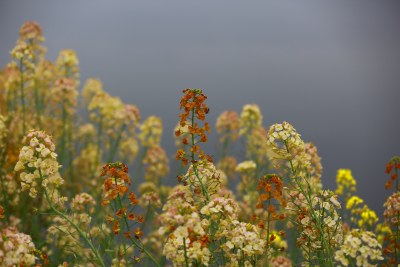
1 1 399 213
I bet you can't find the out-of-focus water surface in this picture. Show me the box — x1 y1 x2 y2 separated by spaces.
1 0 399 214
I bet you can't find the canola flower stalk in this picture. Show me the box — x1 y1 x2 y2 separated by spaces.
269 123 336 266
176 89 212 202
101 162 160 267
15 130 105 267
42 182 105 267
190 107 210 202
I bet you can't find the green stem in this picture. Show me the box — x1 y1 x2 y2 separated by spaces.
141 201 153 233
33 79 42 128
41 179 105 266
0 173 10 223
284 142 334 266
59 104 67 168
96 116 103 164
395 212 399 264
183 237 189 267
190 108 210 201
19 58 26 135
114 184 160 267
0 140 10 223
108 124 126 162
265 197 271 266
221 138 229 159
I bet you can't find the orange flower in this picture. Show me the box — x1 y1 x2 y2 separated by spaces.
0 205 4 219
128 212 135 220
176 149 185 160
270 234 276 242
133 227 143 239
176 89 213 173
256 174 286 225
113 220 120 235
128 192 139 205
386 163 393 174
384 156 400 190
137 214 145 223
199 234 210 247
115 208 126 218
124 231 131 239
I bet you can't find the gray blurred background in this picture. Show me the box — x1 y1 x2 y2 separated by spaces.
1 1 399 214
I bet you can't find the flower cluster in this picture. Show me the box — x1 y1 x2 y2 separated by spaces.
47 193 100 262
267 121 304 161
385 156 400 190
221 220 266 265
255 175 287 262
244 126 270 167
14 130 63 198
216 110 240 143
239 104 262 135
346 195 364 210
175 88 212 166
101 163 143 235
288 190 343 264
71 192 97 213
236 160 257 173
235 160 257 198
335 169 357 200
383 192 400 229
0 226 37 266
142 146 169 183
302 142 323 192
56 49 80 81
256 175 286 222
50 77 78 115
19 20 44 42
181 161 221 202
139 116 163 148
82 78 103 104
200 197 239 220
334 229 383 266
382 192 400 265
18 21 46 61
270 255 292 267
158 185 197 236
163 212 211 266
346 196 378 230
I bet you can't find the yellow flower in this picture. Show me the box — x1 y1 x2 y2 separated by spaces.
358 208 378 228
346 196 364 210
239 104 262 135
335 169 356 196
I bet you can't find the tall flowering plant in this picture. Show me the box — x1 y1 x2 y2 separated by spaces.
0 21 399 267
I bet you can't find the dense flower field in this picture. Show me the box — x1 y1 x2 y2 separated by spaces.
0 21 399 267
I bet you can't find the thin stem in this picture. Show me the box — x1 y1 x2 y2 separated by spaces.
284 141 334 266
0 173 10 223
114 188 160 267
108 124 126 162
33 79 42 128
40 177 105 266
183 237 189 267
19 58 26 135
265 196 271 267
59 104 67 171
190 107 210 201
96 115 104 164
